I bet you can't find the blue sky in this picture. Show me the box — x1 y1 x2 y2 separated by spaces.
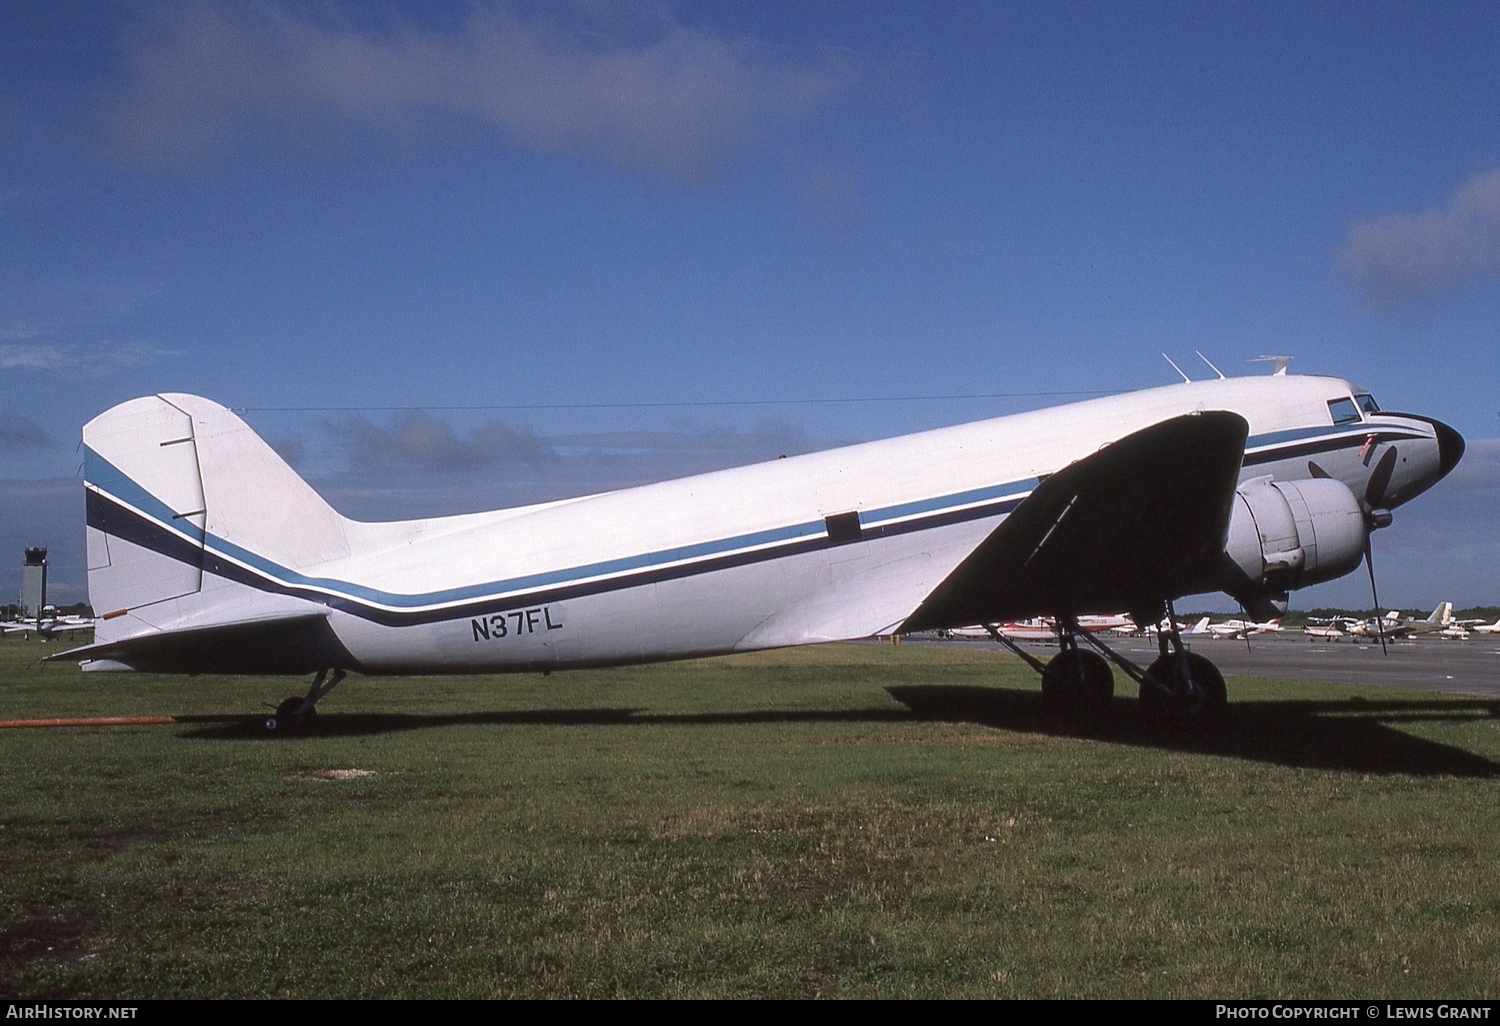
2 1 1498 610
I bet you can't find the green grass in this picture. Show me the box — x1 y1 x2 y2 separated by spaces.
2 636 1499 998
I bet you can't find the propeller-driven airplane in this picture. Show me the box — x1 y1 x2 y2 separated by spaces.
1204 617 1283 640
1381 602 1458 639
52 372 1463 729
2 610 95 639
1302 621 1349 641
940 614 1137 641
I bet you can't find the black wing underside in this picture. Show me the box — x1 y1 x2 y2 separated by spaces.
48 614 357 675
902 411 1249 632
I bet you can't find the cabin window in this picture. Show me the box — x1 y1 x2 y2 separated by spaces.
1327 397 1361 426
824 511 862 545
1354 393 1380 415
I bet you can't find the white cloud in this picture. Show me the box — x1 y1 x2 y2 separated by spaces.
0 344 74 369
0 341 179 372
103 2 855 177
1344 169 1500 301
100 342 182 367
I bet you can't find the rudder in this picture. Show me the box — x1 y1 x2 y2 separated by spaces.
84 396 207 616
84 394 349 622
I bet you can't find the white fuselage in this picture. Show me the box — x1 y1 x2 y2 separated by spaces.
81 375 1455 675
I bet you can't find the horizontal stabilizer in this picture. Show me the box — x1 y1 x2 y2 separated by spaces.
48 613 357 675
903 411 1248 631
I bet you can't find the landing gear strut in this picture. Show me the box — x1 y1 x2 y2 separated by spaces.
988 602 1226 726
986 619 1115 715
263 668 347 733
1138 601 1226 724
1041 620 1114 714
1139 650 1226 722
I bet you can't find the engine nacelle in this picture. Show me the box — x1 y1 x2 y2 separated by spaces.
1220 477 1367 602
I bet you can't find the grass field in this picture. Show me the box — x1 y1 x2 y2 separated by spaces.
2 636 1499 998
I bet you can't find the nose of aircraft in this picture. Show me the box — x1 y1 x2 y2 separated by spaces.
1375 414 1464 509
1431 418 1465 479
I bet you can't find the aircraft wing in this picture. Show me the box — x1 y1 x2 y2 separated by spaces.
46 612 355 674
902 411 1248 631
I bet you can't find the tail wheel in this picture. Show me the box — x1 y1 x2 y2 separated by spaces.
1140 652 1227 723
1041 649 1115 713
268 697 317 732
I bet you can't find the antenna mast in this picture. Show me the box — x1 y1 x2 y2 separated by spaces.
1251 355 1293 376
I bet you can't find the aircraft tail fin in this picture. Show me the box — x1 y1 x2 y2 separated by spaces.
1428 601 1452 625
1189 616 1211 634
83 394 350 624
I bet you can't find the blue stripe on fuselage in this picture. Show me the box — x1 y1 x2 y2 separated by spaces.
82 416 1431 624
83 445 1035 616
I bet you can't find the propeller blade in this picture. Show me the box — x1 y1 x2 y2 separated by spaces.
1365 447 1397 509
1365 534 1387 656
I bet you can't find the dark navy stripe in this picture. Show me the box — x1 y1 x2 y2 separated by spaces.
1242 429 1425 467
84 421 1432 627
85 445 1036 610
88 488 1024 628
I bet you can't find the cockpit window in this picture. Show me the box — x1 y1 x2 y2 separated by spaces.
1354 393 1380 414
1328 397 1361 426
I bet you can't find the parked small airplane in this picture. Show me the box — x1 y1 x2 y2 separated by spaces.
934 625 995 640
1116 615 1197 637
1342 613 1386 638
1205 617 1283 640
2 613 95 639
1470 618 1500 636
991 619 1062 641
1303 621 1348 641
1077 614 1136 633
54 372 1463 728
1382 602 1457 639
940 614 1134 641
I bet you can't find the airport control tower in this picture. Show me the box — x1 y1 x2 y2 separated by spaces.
19 547 47 621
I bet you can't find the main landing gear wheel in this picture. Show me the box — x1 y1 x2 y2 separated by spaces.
1041 649 1115 714
1139 652 1227 725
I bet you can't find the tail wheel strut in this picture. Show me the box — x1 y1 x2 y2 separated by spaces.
263 667 347 733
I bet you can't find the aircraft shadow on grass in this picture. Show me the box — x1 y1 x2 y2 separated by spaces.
181 686 1500 777
886 686 1500 778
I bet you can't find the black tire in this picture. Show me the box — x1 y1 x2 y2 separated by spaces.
1041 649 1115 714
273 697 317 731
1140 652 1227 724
